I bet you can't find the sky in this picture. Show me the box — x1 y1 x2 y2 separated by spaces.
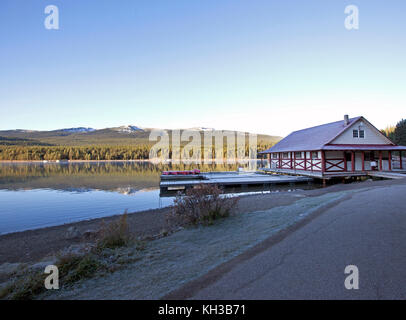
0 0 405 136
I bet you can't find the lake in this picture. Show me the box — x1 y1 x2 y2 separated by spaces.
0 161 267 235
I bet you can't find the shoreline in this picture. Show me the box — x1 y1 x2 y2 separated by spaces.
0 159 261 164
1 178 405 265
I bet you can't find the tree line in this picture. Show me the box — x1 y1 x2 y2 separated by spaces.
0 142 274 161
381 119 406 146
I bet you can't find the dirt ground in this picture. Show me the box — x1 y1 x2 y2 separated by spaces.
0 178 403 265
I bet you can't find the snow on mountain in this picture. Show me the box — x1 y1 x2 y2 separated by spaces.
113 125 144 133
59 127 95 133
188 127 215 131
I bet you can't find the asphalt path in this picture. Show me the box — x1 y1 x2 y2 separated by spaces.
167 180 406 299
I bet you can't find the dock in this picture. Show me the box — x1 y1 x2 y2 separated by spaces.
159 171 313 192
367 171 406 180
261 168 406 180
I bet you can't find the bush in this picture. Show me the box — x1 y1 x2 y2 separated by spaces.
57 253 102 285
168 184 238 226
96 213 131 250
0 270 45 300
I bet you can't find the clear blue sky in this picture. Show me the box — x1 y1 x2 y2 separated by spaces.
1 0 405 136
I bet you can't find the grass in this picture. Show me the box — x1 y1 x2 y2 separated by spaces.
0 212 136 300
0 270 46 300
57 253 103 285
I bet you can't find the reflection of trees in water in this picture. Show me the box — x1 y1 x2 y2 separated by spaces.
0 162 244 191
0 162 242 177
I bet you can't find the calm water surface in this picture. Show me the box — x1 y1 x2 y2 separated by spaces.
0 161 256 235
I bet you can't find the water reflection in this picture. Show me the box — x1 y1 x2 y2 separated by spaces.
0 161 252 234
0 161 244 192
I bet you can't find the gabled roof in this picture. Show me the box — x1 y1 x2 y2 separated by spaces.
261 116 395 153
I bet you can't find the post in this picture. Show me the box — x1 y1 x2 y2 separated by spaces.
293 151 296 170
351 151 355 172
290 152 293 169
379 151 383 171
267 153 271 168
388 151 392 171
343 151 347 171
400 151 403 170
361 151 365 171
304 151 307 170
321 150 326 173
279 153 282 169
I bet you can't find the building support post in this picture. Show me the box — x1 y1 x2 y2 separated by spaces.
293 152 296 170
343 151 347 171
400 151 403 170
290 152 293 170
379 151 383 171
267 153 271 169
388 151 392 171
279 153 282 169
351 151 355 172
304 151 307 170
361 151 365 171
321 150 326 173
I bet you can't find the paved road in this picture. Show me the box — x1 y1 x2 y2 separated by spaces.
171 182 406 299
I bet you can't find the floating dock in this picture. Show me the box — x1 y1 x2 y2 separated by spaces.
159 171 313 192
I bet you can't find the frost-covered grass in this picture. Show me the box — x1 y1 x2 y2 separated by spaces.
40 191 348 300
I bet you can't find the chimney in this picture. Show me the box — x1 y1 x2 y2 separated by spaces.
344 115 349 126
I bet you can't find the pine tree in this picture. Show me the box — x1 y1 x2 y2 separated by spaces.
393 119 406 146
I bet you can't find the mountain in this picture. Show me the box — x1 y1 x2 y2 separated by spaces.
0 126 281 147
112 125 143 133
0 136 53 146
58 127 95 133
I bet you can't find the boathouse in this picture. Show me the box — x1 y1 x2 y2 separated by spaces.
260 115 406 178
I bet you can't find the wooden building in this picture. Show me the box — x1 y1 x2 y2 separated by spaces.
260 115 406 178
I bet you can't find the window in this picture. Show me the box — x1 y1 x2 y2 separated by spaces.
283 152 289 159
311 151 318 159
353 130 358 138
364 152 371 161
295 152 302 159
359 130 365 138
272 154 278 159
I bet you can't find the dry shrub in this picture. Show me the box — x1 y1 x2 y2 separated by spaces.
96 213 131 250
57 253 102 285
0 270 45 300
168 184 238 226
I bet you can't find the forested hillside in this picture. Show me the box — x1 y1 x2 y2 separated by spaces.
0 127 280 161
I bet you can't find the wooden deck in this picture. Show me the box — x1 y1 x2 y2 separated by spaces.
261 168 406 180
159 171 313 191
367 171 406 180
